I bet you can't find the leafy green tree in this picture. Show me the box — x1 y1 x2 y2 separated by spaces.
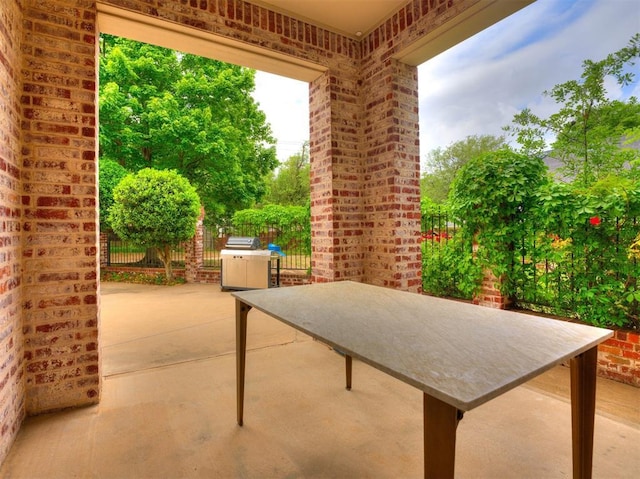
263 142 310 206
506 34 640 187
98 158 128 230
109 168 201 281
421 135 506 204
99 34 277 224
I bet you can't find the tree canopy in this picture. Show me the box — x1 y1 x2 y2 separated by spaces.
98 34 278 224
98 158 128 230
263 141 310 206
421 135 507 205
505 33 640 187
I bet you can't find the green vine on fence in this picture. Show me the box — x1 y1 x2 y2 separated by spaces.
231 204 311 255
424 157 639 330
449 149 548 297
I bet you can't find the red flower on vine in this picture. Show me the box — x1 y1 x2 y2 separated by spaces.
589 216 601 226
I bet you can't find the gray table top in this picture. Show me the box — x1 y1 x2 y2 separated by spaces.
233 281 613 411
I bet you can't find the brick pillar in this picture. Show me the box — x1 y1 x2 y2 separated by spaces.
0 0 26 464
99 231 108 267
184 207 205 283
471 242 512 309
360 59 422 292
309 62 421 292
309 69 364 283
474 270 512 309
20 0 100 414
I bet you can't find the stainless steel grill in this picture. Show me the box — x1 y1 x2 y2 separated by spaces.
224 236 261 250
220 237 279 290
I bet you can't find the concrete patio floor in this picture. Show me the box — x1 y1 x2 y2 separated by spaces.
1 282 638 478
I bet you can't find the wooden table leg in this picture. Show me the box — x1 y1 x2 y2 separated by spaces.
424 393 459 479
236 300 251 426
345 354 352 390
570 346 598 479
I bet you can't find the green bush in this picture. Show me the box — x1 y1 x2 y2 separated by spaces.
98 158 128 230
109 168 201 281
421 234 479 300
449 149 548 295
520 179 640 328
232 204 311 255
423 148 639 329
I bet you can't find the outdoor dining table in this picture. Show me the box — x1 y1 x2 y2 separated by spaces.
233 281 613 478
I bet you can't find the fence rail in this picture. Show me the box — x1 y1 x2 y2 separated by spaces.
106 221 311 271
512 215 638 325
202 223 310 271
419 211 639 328
104 213 638 327
106 233 185 267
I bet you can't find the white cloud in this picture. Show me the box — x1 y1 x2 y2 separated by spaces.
418 0 640 158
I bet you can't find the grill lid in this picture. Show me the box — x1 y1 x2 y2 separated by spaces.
225 236 261 250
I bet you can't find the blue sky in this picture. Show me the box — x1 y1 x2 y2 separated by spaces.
252 0 640 166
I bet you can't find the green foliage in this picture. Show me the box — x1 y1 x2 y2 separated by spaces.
450 150 548 228
232 204 311 255
99 34 277 224
423 178 640 328
263 142 310 206
421 135 507 204
109 168 201 280
98 158 128 230
422 38 640 330
518 180 640 328
101 270 186 285
420 195 446 218
421 234 480 300
506 34 640 187
449 149 548 294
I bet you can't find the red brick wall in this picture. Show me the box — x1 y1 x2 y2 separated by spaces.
309 70 367 284
184 207 205 282
473 269 512 309
0 0 26 463
598 330 640 387
20 0 100 414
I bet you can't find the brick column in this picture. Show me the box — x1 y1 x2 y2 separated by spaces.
99 231 108 267
20 0 100 414
360 59 422 292
184 207 205 283
474 270 512 309
0 0 26 464
470 242 512 309
309 69 365 283
309 61 421 292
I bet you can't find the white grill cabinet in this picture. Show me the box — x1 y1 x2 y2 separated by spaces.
220 237 280 290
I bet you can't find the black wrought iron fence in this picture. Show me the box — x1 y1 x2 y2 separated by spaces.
419 212 474 300
420 211 639 328
105 221 311 271
202 222 311 271
511 215 639 328
106 232 185 267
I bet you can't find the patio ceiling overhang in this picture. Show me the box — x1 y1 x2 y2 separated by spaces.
97 0 534 81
